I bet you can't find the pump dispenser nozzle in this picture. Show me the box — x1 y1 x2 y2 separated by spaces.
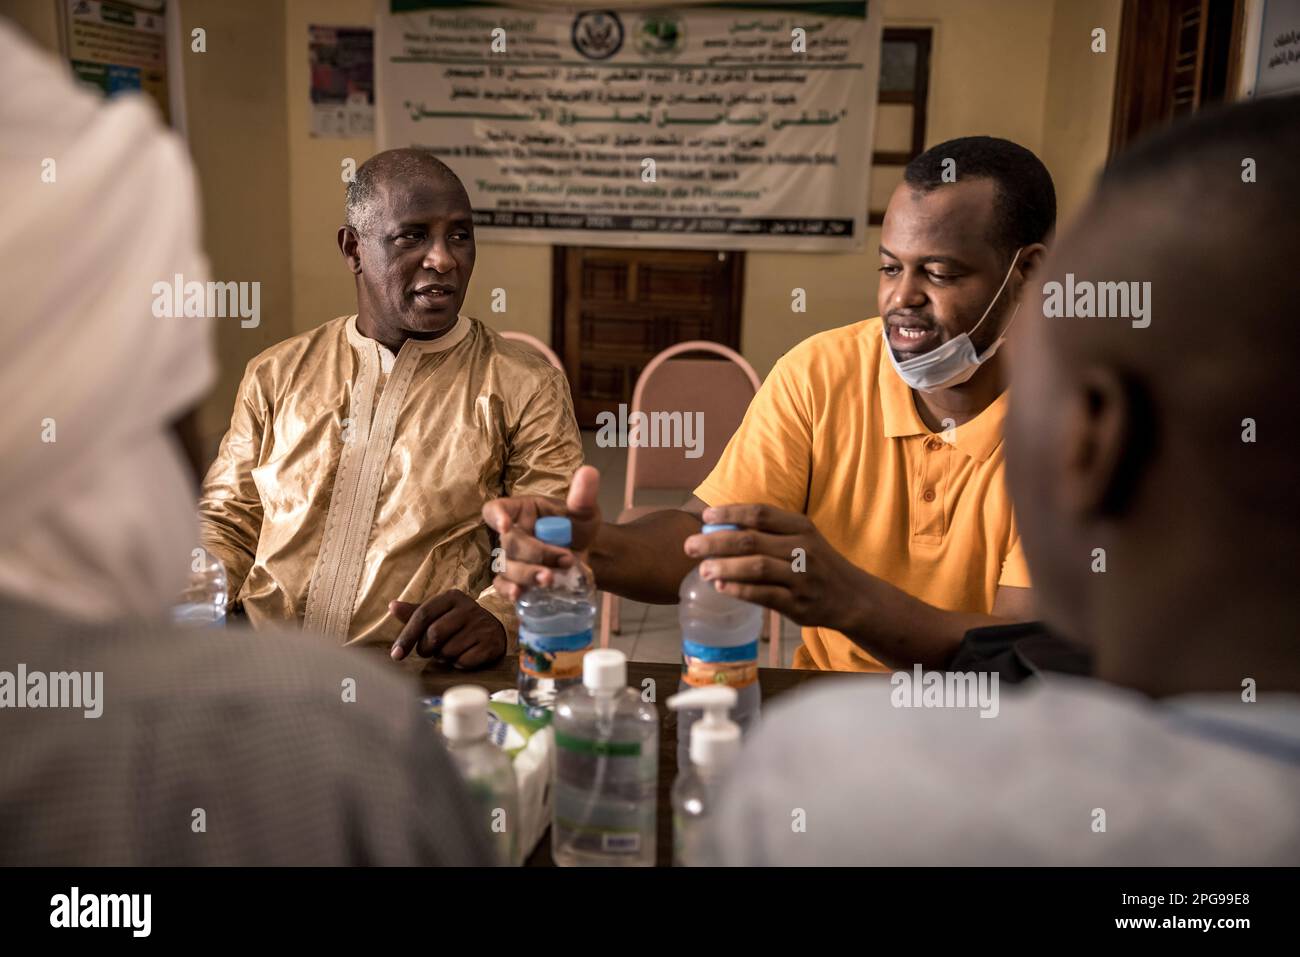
667 686 740 771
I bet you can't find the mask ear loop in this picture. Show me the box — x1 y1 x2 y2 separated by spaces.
968 246 1024 356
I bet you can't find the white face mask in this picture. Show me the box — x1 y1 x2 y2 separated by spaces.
885 247 1023 394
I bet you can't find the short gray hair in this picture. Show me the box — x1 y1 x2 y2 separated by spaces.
344 149 468 235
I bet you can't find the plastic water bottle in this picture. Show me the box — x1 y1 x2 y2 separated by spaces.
516 517 595 709
667 685 739 866
173 546 228 626
552 649 658 866
676 523 762 769
441 685 520 866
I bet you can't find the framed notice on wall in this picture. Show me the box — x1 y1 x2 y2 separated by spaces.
1239 0 1300 98
376 0 883 252
60 0 171 121
309 25 376 138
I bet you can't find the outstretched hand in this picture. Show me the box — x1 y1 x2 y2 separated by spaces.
481 464 602 602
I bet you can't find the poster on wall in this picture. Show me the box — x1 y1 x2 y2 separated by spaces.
376 1 881 251
62 0 170 122
309 25 376 138
1240 0 1300 98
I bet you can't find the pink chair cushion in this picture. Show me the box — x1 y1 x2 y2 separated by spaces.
631 358 756 491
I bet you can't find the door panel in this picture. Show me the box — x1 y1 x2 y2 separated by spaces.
1109 0 1243 157
554 247 744 427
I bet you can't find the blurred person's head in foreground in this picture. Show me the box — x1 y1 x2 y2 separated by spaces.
700 97 1300 867
0 20 491 866
1005 92 1300 697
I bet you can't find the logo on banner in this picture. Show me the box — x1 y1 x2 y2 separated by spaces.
572 11 624 60
635 12 685 60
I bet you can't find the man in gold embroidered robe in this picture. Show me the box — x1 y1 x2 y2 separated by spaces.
199 150 582 669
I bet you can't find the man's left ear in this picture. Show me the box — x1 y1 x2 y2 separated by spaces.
1064 366 1155 520
1016 243 1048 282
337 225 363 275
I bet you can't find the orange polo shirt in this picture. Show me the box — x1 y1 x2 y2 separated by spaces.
694 317 1030 672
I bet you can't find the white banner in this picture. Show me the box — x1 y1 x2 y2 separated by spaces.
1240 0 1300 99
376 1 881 250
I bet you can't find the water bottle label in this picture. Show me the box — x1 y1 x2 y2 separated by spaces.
519 628 593 680
554 730 642 757
682 639 759 689
602 832 642 853
682 639 759 662
519 627 593 653
553 806 645 855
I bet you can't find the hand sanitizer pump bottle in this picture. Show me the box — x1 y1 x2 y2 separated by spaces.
667 685 740 866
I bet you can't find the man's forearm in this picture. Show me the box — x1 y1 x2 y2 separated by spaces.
587 508 702 603
842 577 1006 671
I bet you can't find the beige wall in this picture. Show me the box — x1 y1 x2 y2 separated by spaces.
742 0 1122 377
1 0 58 47
4 0 1121 436
283 0 553 346
285 0 369 338
276 0 1122 389
180 0 294 446
1040 0 1123 229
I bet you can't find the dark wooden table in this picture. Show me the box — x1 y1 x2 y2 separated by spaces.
419 654 874 866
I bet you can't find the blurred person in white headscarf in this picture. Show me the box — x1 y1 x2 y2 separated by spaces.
0 14 212 622
0 20 493 866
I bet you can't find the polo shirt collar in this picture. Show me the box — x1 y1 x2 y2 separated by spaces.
877 324 1007 462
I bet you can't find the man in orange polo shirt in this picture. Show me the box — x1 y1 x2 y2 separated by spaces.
484 136 1052 671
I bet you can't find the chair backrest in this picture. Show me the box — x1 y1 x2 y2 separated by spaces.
499 330 565 375
625 341 762 508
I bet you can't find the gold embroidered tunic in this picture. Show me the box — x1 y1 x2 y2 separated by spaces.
198 314 582 659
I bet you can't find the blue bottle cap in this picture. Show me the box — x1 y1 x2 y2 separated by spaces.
701 523 740 534
535 516 573 546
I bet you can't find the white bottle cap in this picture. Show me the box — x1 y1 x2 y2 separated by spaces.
667 686 740 771
442 685 489 742
583 648 626 692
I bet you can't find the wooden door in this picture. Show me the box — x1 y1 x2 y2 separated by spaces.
553 247 744 427
1109 0 1245 157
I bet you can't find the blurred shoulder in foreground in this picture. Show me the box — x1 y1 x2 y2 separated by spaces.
699 676 1300 866
0 597 492 866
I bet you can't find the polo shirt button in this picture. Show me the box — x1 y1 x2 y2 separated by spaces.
922 488 936 502
925 436 943 451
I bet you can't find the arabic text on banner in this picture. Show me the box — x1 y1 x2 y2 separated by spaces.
376 1 881 251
